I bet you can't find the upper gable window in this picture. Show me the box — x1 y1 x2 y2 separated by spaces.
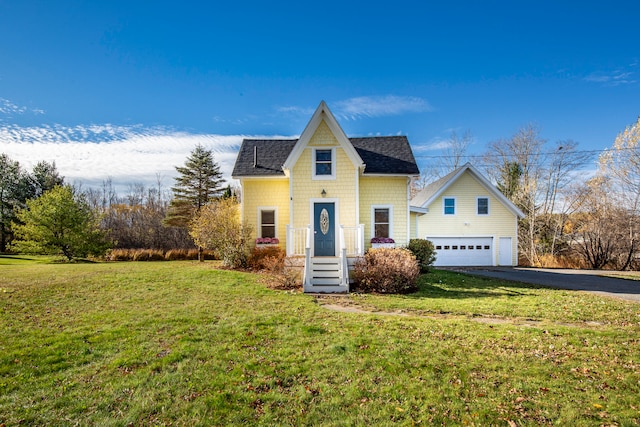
443 197 456 215
312 148 336 180
477 197 489 215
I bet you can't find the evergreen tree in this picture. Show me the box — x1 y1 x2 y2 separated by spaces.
164 144 224 260
30 160 64 198
0 154 32 252
14 185 111 260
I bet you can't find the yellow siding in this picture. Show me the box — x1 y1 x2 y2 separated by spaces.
239 119 413 254
409 211 419 239
359 176 409 249
291 120 357 229
307 120 338 146
416 171 518 263
241 178 290 247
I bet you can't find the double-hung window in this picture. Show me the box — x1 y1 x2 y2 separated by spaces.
443 197 456 215
312 148 336 179
477 197 489 215
372 206 393 239
259 208 276 238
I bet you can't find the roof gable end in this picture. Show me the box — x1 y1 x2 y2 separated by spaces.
411 163 525 218
282 101 364 171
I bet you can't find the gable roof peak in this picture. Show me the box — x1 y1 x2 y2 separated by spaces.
411 162 525 218
232 101 420 178
282 101 364 170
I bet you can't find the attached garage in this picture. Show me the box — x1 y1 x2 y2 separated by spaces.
428 237 493 266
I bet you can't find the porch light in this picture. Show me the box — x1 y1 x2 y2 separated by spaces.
321 188 327 197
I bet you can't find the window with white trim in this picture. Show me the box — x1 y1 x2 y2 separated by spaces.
371 205 393 238
312 148 336 180
443 197 455 215
477 197 489 215
259 208 276 238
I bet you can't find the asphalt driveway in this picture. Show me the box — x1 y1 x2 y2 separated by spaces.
450 267 640 302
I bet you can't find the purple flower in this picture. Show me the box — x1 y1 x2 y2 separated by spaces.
256 237 279 244
371 237 394 244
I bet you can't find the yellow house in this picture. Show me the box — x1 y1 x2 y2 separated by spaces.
411 163 525 267
232 101 419 292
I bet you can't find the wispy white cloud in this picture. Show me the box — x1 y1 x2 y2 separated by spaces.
277 96 433 121
276 105 316 116
0 97 45 119
584 68 637 86
412 138 452 153
0 98 27 115
333 95 432 120
0 123 249 192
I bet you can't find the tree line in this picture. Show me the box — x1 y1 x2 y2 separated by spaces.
0 144 230 260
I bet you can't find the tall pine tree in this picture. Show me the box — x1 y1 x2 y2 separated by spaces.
164 145 224 260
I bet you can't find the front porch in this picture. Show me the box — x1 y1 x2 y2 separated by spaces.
286 224 364 293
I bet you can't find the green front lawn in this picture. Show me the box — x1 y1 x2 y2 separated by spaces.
1 260 638 426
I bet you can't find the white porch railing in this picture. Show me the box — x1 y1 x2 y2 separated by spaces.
286 225 309 256
338 226 349 287
286 224 364 257
341 224 365 256
304 226 311 287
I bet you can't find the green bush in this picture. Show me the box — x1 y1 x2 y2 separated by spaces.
352 248 420 294
406 239 437 273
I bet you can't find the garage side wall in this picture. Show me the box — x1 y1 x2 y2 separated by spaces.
417 171 518 266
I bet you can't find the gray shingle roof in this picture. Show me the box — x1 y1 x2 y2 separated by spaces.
350 136 419 175
231 139 297 177
232 136 419 177
410 167 461 207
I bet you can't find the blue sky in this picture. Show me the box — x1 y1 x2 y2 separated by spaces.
1 1 639 190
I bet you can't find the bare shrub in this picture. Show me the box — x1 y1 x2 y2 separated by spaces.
132 250 150 261
537 253 586 269
353 248 420 294
105 248 131 261
147 250 166 261
165 249 188 261
248 246 286 272
265 257 302 291
105 248 215 261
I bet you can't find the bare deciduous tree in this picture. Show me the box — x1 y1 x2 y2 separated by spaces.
569 176 640 270
484 124 546 265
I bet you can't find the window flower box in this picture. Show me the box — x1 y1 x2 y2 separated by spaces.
255 237 280 246
371 237 395 248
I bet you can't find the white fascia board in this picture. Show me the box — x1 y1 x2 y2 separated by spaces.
282 101 364 171
464 164 526 219
420 163 525 219
420 168 467 208
410 206 428 215
232 174 288 180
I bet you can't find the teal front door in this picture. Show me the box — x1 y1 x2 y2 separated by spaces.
314 203 335 256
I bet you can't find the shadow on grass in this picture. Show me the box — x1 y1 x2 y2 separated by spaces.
406 270 544 300
0 254 97 264
0 255 36 261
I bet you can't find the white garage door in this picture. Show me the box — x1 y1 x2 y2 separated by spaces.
428 237 493 266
